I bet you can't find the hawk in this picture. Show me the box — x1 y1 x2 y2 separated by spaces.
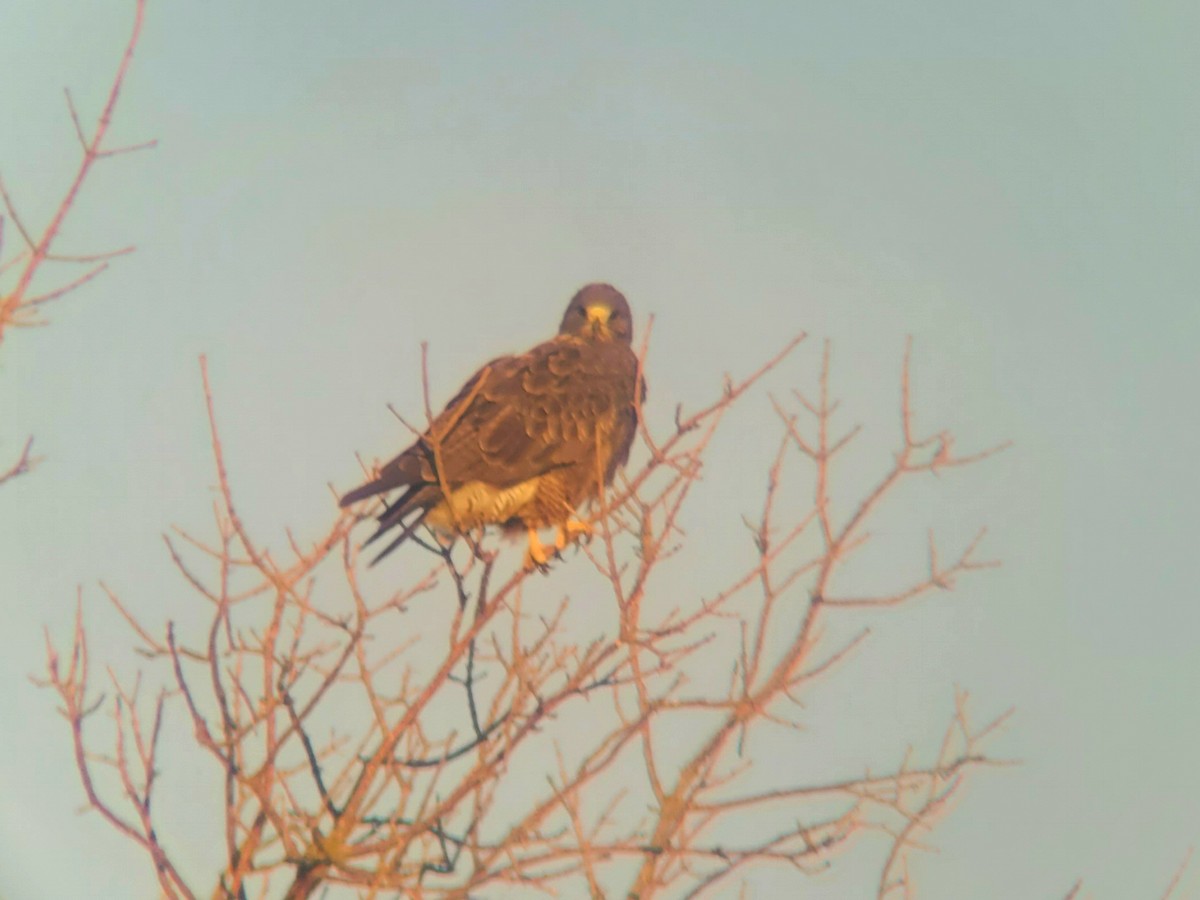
340 283 642 569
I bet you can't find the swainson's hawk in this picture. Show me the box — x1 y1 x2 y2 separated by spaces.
340 283 643 569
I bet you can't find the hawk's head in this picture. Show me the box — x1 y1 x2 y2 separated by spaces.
560 283 633 344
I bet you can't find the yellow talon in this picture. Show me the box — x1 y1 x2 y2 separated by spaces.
555 519 593 551
524 527 553 571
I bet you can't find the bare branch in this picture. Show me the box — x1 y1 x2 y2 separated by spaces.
0 436 41 487
0 0 153 346
1161 847 1194 899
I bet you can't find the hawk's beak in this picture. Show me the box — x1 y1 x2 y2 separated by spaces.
585 304 612 338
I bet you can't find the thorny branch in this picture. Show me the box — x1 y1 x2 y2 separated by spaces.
38 330 1015 898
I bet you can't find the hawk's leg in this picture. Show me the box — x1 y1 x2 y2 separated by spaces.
524 527 553 571
555 519 594 551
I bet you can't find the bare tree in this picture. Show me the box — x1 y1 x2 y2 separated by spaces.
0 0 153 485
38 325 1012 898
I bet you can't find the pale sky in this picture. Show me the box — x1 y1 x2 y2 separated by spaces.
2 2 1198 897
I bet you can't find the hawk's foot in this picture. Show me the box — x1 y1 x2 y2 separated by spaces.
523 527 554 572
555 519 594 551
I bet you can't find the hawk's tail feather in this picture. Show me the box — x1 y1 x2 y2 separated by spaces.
340 478 392 507
367 508 431 567
340 455 425 508
362 498 421 547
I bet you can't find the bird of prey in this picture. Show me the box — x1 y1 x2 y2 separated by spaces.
340 283 643 569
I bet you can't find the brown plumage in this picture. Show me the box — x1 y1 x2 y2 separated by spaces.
340 283 643 568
